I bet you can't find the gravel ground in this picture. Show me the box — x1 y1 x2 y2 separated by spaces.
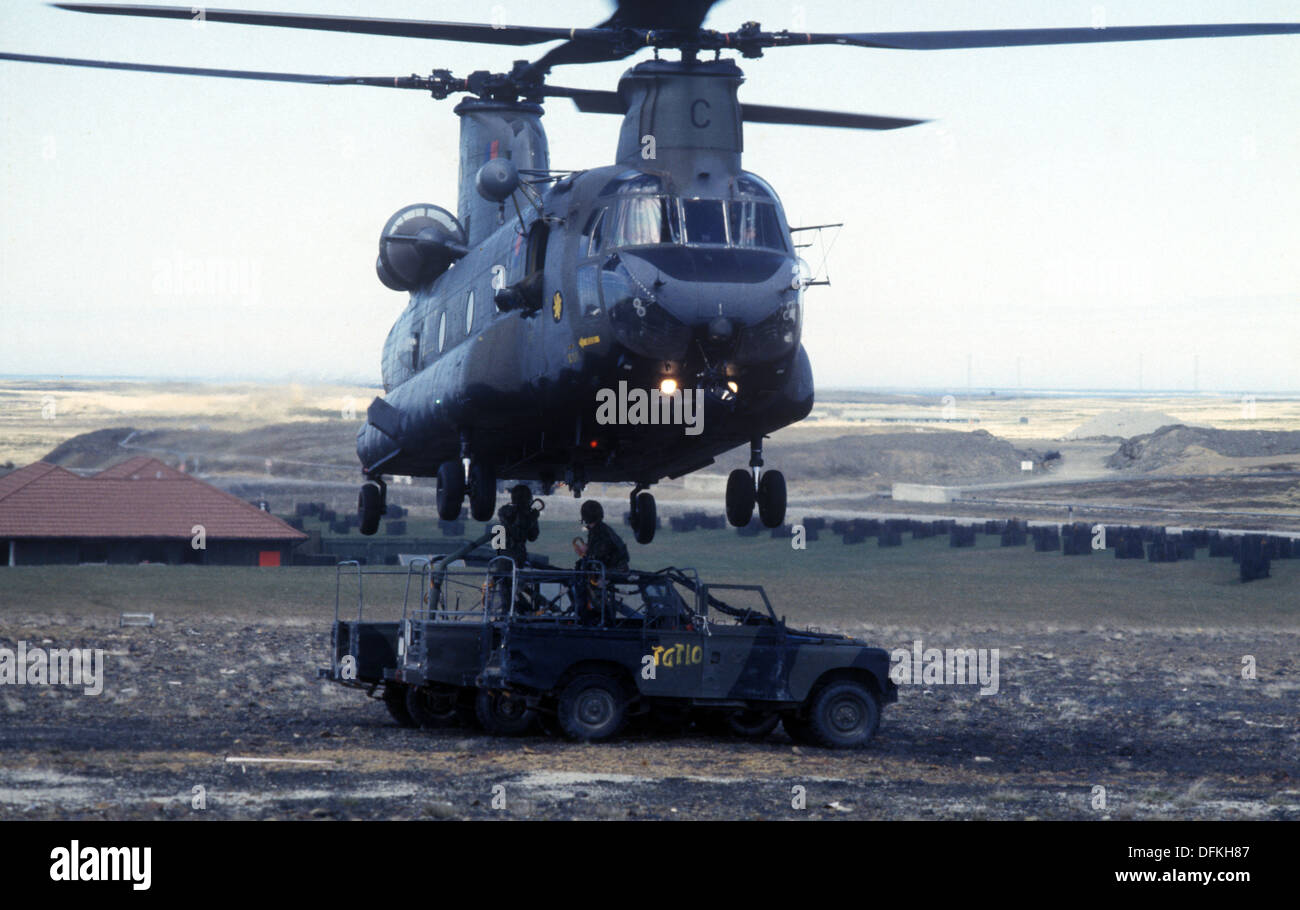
1 614 1297 821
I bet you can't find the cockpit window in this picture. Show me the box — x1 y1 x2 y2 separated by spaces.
600 171 665 196
735 173 779 199
607 196 681 249
728 201 786 251
584 194 787 256
681 199 727 245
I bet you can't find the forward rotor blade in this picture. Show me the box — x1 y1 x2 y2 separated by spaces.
0 51 439 88
556 86 926 131
792 23 1300 51
742 103 926 131
53 4 596 46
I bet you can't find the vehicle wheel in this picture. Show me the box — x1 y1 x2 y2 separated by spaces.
436 461 464 521
358 480 383 536
725 469 756 527
557 674 627 742
382 684 416 728
804 680 880 749
633 491 657 545
474 689 536 736
406 684 460 729
725 709 781 740
756 470 787 528
468 462 496 522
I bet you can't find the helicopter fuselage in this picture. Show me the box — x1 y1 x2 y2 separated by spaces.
357 59 814 490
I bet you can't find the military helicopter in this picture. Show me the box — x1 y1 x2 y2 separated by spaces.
5 2 1298 544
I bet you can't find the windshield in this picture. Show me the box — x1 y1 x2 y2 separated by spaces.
590 196 787 254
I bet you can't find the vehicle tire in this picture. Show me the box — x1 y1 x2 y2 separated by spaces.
803 680 880 749
633 491 657 545
468 462 496 522
725 469 755 527
557 674 628 742
725 709 781 740
358 480 383 536
382 684 416 728
756 470 787 528
474 689 536 736
406 684 460 729
436 461 464 521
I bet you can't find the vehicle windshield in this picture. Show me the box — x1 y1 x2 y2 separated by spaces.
589 195 787 255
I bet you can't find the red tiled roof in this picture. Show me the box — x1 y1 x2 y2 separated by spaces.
93 455 190 481
0 459 308 540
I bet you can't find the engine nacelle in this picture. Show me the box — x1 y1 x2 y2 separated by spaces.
376 204 467 292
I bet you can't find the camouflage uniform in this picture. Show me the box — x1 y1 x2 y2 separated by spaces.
583 520 629 573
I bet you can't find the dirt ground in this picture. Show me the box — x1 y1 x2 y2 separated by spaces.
2 612 1296 821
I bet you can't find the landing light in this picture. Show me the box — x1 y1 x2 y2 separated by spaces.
726 381 739 394
659 378 679 396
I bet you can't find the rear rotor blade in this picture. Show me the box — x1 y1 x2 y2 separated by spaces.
530 0 722 72
53 3 595 46
788 23 1300 51
0 50 436 87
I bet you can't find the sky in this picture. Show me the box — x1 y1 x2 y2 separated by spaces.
1 0 1298 391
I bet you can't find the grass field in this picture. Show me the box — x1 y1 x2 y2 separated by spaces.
3 527 1295 630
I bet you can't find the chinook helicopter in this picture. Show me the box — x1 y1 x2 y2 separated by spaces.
5 3 1299 544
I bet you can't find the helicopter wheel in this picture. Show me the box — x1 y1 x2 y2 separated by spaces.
756 470 787 528
632 490 657 545
436 461 464 521
468 461 497 522
358 478 384 536
725 469 756 527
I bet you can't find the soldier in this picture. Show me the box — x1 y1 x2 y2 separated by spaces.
571 500 629 625
495 484 540 567
574 500 629 572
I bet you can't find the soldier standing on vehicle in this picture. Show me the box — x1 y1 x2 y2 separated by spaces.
573 500 629 572
496 484 540 567
571 500 629 625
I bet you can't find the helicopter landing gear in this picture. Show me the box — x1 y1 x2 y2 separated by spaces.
757 469 787 528
358 477 386 536
725 470 755 527
467 461 497 522
630 485 657 545
435 461 464 521
726 437 787 528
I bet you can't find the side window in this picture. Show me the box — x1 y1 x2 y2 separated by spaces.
437 310 447 353
586 209 605 257
526 220 549 274
577 265 600 316
465 290 475 335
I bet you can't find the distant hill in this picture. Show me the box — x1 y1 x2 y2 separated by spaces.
42 423 357 478
1066 409 1197 440
1106 426 1300 473
714 429 1038 486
